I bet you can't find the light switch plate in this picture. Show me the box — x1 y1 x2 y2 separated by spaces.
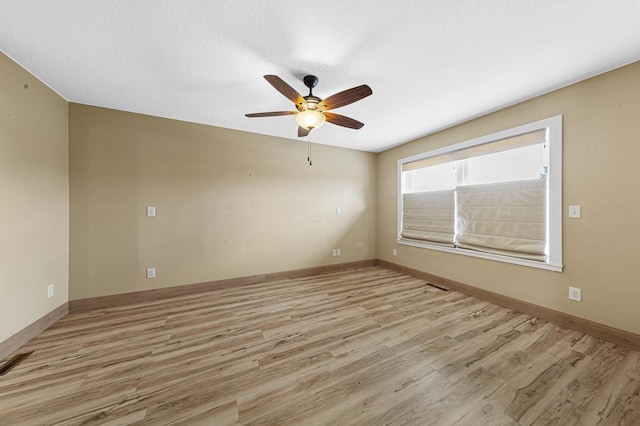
568 205 581 218
147 206 156 217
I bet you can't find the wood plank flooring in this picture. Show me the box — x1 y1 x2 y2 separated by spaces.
1 266 639 425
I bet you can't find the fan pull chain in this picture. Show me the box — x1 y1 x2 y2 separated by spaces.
307 134 312 166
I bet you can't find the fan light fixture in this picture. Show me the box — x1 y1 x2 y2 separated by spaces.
245 74 372 136
296 110 325 130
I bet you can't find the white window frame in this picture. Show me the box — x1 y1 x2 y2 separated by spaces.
397 115 563 272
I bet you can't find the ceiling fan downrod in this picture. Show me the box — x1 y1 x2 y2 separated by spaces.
303 75 319 96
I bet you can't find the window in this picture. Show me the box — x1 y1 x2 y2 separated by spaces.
397 116 562 271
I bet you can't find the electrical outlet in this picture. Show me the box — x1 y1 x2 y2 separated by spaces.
147 267 156 279
336 207 342 216
336 248 341 256
392 248 397 256
568 286 582 302
47 283 54 298
332 249 337 257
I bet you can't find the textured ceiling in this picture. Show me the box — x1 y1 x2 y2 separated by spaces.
1 1 639 152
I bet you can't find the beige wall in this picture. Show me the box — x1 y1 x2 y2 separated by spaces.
377 61 640 335
0 53 69 342
69 104 377 299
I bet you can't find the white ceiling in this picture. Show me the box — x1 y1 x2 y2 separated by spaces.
1 1 639 152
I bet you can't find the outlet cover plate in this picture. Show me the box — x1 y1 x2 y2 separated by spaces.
569 286 582 302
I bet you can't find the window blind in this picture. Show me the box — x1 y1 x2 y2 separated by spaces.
402 129 546 172
402 153 453 172
455 178 547 261
401 190 455 246
454 129 547 161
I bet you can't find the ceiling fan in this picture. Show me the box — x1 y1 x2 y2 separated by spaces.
245 75 373 137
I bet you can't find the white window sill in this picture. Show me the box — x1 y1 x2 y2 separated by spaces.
397 239 563 272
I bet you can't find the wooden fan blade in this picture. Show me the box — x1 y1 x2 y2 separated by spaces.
245 111 297 118
298 126 310 137
324 112 364 129
264 75 305 107
318 85 372 111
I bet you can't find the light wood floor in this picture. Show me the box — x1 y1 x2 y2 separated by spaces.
1 267 639 425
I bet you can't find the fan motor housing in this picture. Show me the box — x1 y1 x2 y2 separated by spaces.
303 95 322 109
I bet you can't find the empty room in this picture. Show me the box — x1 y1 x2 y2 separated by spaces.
1 1 640 424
